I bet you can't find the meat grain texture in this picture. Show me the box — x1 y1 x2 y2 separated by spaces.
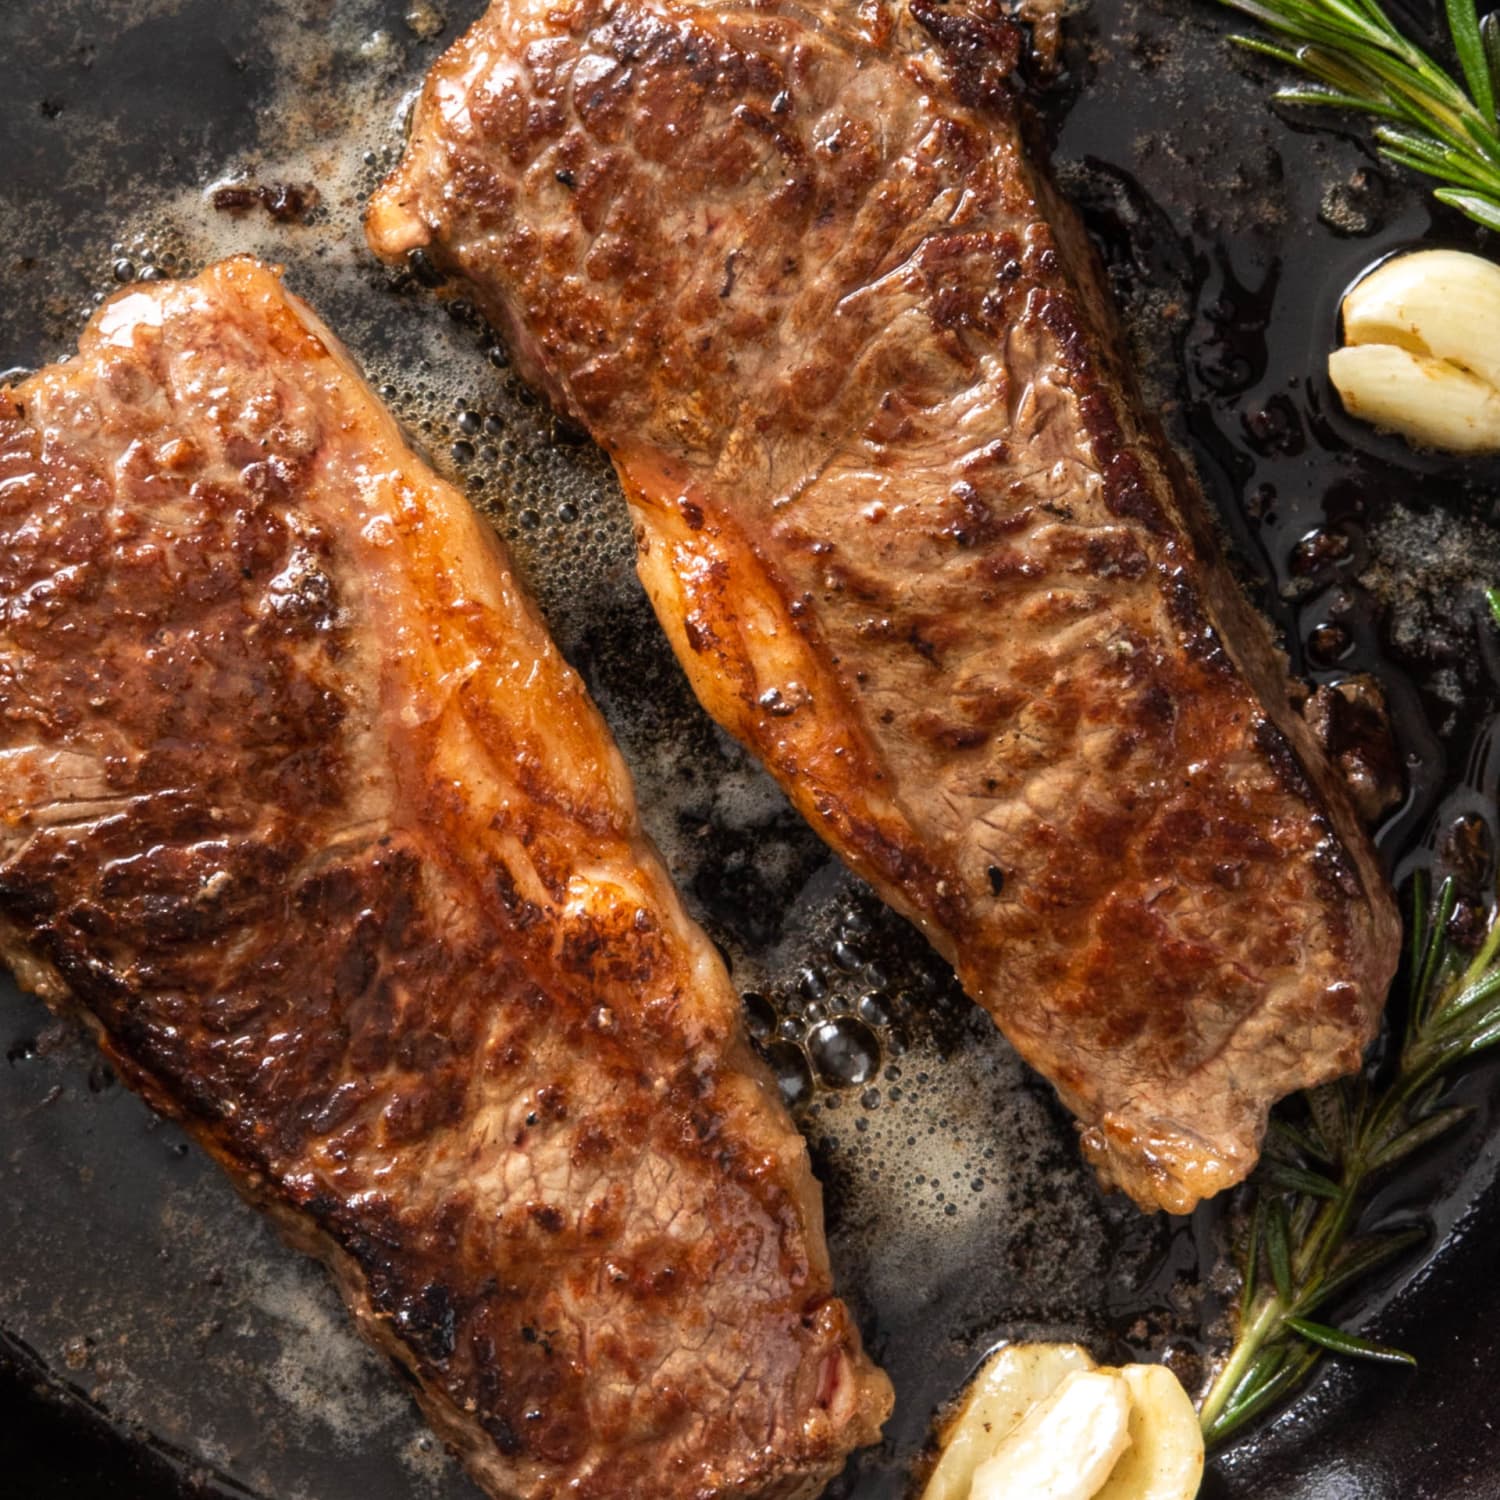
0 258 890 1500
368 0 1402 1213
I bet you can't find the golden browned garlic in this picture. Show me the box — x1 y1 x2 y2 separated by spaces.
921 1343 1204 1500
1329 248 1500 454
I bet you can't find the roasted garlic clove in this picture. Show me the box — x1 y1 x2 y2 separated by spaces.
1342 248 1500 391
1331 248 1500 453
969 1369 1134 1500
1329 343 1500 454
921 1343 1204 1500
1093 1363 1206 1500
922 1344 1097 1500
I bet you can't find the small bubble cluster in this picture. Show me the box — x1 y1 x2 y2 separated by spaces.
736 898 931 1111
92 233 194 307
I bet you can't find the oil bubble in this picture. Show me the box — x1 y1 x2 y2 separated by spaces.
764 1041 813 1111
1307 621 1354 665
741 991 775 1042
808 1016 880 1088
1291 526 1352 579
832 939 863 971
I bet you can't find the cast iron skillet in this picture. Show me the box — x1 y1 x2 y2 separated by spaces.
2 2 1500 1497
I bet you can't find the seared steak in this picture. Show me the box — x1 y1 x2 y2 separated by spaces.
368 0 1402 1213
0 258 891 1499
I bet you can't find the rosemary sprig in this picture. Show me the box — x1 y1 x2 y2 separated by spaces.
1199 871 1500 1446
1211 0 1500 232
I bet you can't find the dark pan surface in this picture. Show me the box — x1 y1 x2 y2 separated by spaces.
2 2 1500 1496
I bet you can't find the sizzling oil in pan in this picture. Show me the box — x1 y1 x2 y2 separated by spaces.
1 2 1499 1497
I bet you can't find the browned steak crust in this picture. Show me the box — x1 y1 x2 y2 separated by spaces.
0 258 890 1500
368 0 1401 1213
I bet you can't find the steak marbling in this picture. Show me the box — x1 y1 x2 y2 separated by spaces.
369 0 1402 1213
0 258 890 1499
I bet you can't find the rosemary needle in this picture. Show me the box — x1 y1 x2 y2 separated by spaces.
1212 0 1500 232
1199 871 1500 1446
